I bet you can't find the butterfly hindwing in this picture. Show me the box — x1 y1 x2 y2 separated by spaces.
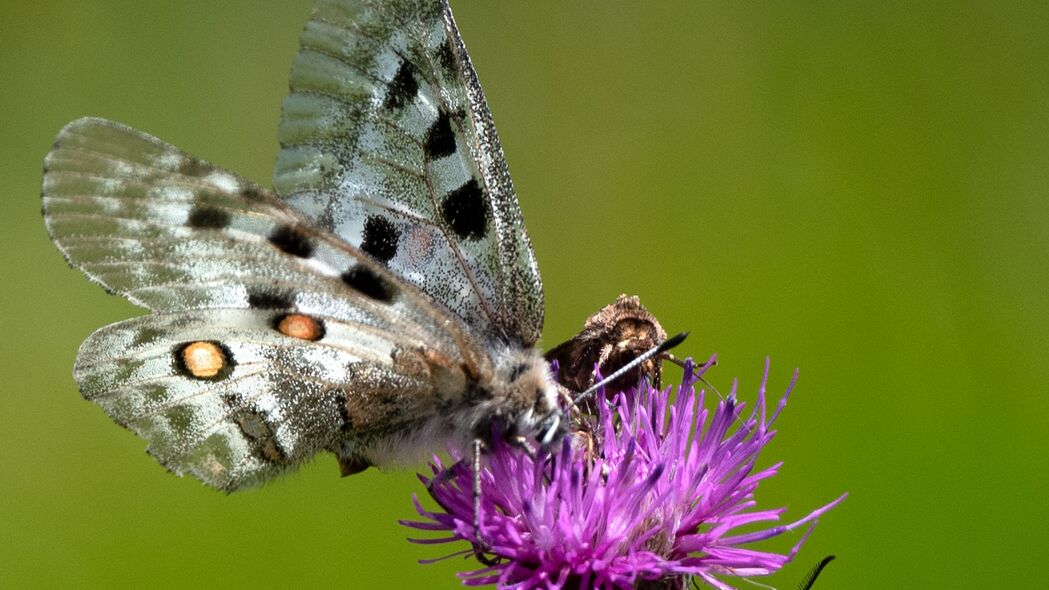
74 310 350 490
42 117 482 490
274 0 544 346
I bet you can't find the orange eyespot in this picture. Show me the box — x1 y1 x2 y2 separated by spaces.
180 341 227 379
277 314 324 341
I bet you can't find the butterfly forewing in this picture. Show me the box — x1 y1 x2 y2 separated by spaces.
274 0 544 346
45 119 448 336
42 117 484 491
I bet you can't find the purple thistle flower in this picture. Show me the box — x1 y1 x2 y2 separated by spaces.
401 357 846 589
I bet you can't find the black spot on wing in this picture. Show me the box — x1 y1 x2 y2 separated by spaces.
247 289 294 310
131 326 165 348
424 110 456 159
441 179 488 240
383 60 418 110
268 224 313 258
436 40 457 76
341 265 396 302
186 205 231 229
360 216 400 264
231 407 286 463
240 185 265 202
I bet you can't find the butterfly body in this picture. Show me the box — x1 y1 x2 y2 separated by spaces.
346 345 557 471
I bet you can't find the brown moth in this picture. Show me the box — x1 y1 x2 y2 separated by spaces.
546 295 668 396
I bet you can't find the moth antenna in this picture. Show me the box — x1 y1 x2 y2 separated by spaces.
664 352 717 370
573 331 688 406
796 555 836 590
666 354 749 429
694 370 739 421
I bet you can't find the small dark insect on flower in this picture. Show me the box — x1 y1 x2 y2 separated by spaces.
402 358 846 589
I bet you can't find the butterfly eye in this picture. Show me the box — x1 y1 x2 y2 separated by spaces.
276 314 325 341
508 362 528 382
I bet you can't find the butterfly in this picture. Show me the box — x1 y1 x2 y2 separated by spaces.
42 0 671 493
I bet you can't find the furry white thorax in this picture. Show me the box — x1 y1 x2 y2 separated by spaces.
365 346 560 469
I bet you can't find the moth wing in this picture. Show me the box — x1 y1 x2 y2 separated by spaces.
274 0 544 346
42 117 479 490
545 296 668 393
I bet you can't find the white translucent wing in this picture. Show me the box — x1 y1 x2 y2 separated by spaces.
43 118 482 491
273 0 544 346
75 310 357 491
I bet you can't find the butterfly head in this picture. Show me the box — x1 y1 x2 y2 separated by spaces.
477 347 565 449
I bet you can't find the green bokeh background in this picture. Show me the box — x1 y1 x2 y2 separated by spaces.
3 2 1047 588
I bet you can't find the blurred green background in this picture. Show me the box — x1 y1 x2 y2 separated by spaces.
3 1 1048 588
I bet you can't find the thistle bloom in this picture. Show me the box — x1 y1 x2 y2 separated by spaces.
402 358 846 589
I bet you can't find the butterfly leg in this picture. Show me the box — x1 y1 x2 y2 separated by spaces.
470 436 510 567
472 438 487 547
421 450 498 565
507 435 536 459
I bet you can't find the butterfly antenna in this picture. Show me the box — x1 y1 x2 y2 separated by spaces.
573 332 688 406
796 555 836 590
